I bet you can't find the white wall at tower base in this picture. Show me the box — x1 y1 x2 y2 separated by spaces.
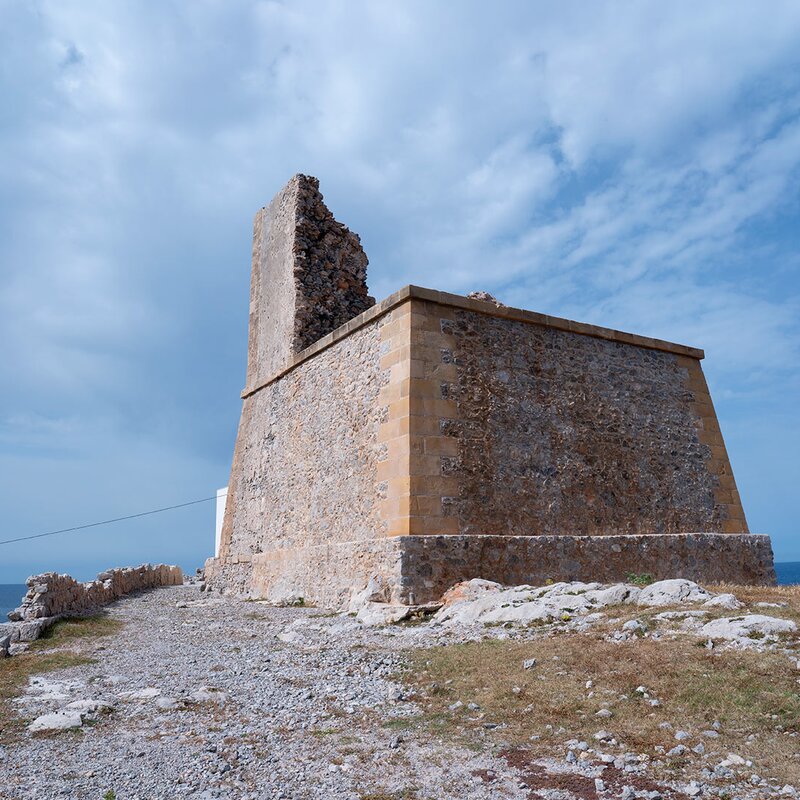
215 487 228 558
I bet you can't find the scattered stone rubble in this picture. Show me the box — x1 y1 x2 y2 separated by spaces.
467 290 507 307
0 564 183 648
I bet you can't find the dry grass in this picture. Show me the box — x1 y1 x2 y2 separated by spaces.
0 613 123 742
710 583 800 625
405 583 800 786
711 583 800 606
37 614 124 643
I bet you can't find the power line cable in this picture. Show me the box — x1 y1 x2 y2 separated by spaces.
0 495 218 546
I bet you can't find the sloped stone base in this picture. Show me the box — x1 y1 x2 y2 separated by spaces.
207 533 775 609
397 533 775 605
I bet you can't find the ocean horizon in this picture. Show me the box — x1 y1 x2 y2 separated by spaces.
1 584 26 619
1 563 798 619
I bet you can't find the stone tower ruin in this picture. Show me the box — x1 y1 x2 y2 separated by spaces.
205 175 775 607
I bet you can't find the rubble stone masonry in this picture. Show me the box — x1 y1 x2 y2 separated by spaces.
205 176 773 608
246 175 374 391
409 297 748 540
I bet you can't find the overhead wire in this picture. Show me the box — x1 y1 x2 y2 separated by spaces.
0 495 218 546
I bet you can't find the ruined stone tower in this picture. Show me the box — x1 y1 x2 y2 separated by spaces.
205 175 775 607
245 175 374 391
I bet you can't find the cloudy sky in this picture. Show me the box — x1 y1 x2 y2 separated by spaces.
1 1 799 582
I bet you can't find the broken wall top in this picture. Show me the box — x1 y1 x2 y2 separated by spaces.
246 174 374 390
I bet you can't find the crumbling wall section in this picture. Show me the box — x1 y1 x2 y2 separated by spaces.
8 564 184 621
246 175 374 391
292 176 374 351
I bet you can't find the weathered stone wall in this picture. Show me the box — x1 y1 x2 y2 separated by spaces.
209 172 767 607
249 539 405 608
403 294 749 540
216 318 390 581
246 175 374 392
397 533 775 604
292 176 374 352
208 285 770 606
1 564 183 645
446 309 727 535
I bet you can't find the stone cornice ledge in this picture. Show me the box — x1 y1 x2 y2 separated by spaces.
242 285 705 399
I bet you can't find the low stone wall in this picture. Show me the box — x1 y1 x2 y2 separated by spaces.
1 564 183 646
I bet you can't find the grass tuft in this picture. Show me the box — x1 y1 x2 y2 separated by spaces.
37 614 124 643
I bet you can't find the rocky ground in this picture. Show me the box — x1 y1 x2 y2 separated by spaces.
1 579 798 800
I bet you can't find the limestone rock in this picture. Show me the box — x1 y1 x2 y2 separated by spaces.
700 614 797 642
637 579 712 607
190 687 227 704
703 592 743 610
356 603 413 627
622 619 647 635
439 579 503 608
28 711 83 733
433 581 639 626
348 575 392 613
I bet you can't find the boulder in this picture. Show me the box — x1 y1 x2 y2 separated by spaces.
16 617 57 641
700 614 797 642
433 581 639 626
439 579 503 608
348 574 392 613
28 711 83 733
637 579 712 607
356 603 413 626
703 593 743 611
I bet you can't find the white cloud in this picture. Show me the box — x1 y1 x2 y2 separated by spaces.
1 0 800 574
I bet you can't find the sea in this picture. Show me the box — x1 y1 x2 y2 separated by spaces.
776 561 800 586
0 564 799 619
1 584 26 619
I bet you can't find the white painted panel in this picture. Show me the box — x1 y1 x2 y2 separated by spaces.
215 487 228 558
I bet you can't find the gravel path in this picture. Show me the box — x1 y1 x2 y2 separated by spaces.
1 585 519 800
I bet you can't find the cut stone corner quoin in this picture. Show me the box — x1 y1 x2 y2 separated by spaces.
205 174 775 608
